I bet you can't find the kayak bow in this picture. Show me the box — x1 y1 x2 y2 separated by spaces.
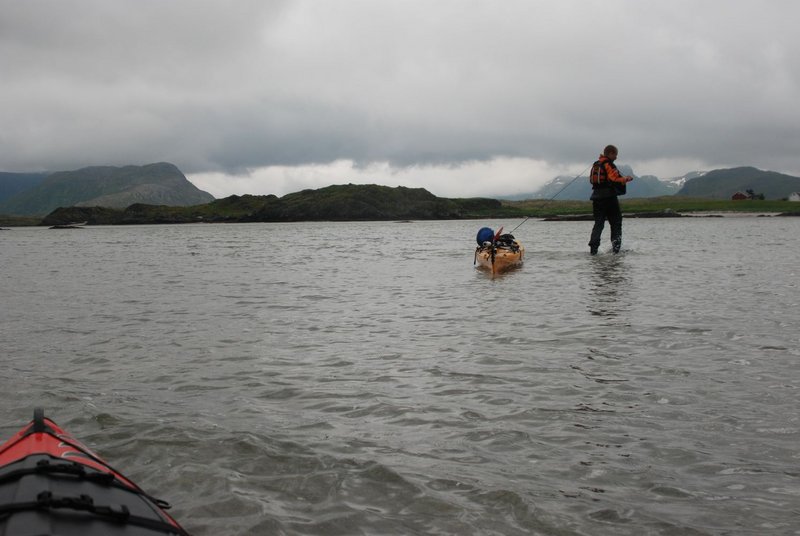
0 409 191 535
474 233 525 276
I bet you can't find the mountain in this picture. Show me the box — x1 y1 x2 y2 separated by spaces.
662 171 706 191
0 163 214 216
525 165 680 201
0 172 49 204
630 174 683 197
677 167 800 199
527 174 591 200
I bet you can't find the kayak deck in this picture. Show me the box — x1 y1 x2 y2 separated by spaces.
474 240 525 275
0 409 190 535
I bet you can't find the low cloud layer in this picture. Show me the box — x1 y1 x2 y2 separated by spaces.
2 0 798 197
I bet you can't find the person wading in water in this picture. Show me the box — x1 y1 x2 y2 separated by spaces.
588 144 633 255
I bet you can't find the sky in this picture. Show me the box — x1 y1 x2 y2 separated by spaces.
1 0 799 199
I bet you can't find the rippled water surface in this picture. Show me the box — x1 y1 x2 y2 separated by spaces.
2 217 799 535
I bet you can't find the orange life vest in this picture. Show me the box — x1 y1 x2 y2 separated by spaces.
589 158 610 186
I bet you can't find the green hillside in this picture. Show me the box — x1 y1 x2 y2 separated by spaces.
0 172 49 204
40 184 510 225
0 163 214 216
678 167 800 199
248 184 477 221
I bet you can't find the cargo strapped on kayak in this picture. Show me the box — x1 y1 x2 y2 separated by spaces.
0 491 191 535
474 233 520 258
493 233 520 252
473 233 522 270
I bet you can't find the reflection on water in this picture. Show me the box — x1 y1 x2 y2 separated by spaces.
587 254 631 318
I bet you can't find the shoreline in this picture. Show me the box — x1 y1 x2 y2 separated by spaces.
685 211 784 217
542 210 800 222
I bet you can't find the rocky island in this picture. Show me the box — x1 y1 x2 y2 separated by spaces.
40 184 510 226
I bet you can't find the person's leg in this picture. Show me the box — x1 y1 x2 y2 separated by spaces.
588 200 606 254
608 197 622 253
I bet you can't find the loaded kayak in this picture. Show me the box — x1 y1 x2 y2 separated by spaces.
474 226 525 276
0 409 190 535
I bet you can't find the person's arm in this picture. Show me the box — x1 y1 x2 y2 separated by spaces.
604 162 633 183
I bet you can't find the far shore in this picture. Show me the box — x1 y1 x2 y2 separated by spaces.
2 194 799 228
684 211 785 217
3 210 799 229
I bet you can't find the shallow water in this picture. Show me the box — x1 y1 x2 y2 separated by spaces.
2 217 799 535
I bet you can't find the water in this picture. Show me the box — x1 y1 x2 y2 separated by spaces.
2 217 799 535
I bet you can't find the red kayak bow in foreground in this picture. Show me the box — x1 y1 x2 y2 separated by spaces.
0 409 190 535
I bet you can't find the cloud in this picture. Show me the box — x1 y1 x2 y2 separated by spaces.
1 0 799 197
188 157 583 199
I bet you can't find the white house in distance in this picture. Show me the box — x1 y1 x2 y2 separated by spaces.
789 192 800 202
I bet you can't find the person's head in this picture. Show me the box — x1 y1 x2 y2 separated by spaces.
603 145 619 160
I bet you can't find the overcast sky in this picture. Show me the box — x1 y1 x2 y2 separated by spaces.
2 0 798 198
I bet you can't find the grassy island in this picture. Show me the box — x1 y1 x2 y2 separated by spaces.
3 185 799 227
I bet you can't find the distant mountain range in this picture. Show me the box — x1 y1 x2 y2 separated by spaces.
2 162 799 219
511 167 800 201
0 163 214 216
524 165 682 200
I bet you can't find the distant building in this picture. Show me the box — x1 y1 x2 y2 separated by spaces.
731 192 749 200
789 192 800 202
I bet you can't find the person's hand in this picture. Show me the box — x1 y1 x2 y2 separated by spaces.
625 176 633 182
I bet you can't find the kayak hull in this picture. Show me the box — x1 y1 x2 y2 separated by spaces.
475 242 525 275
0 409 190 535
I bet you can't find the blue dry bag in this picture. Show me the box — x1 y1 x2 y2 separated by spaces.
476 227 495 245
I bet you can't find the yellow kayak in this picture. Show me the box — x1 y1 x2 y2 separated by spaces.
474 233 524 275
